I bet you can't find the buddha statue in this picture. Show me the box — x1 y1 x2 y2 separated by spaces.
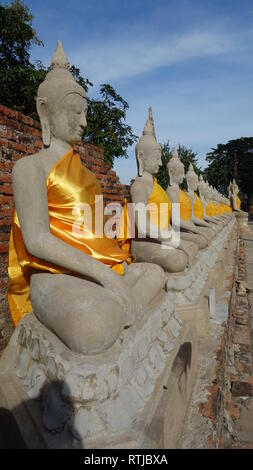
229 179 242 212
198 175 224 229
166 150 209 249
206 184 229 223
228 179 248 221
185 164 215 240
213 187 231 219
8 41 165 356
130 108 197 272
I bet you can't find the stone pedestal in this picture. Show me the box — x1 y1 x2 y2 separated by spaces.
0 216 237 448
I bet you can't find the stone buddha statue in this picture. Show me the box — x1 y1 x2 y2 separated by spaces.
198 175 224 228
185 164 215 240
130 108 193 272
206 184 228 223
8 41 165 356
166 150 209 249
229 179 242 212
212 187 230 219
228 179 248 221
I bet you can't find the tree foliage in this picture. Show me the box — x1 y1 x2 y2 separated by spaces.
156 141 201 190
0 0 46 117
204 137 253 205
83 84 138 166
0 0 137 166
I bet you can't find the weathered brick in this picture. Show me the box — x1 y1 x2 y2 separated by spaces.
0 183 13 195
0 242 9 253
231 380 253 397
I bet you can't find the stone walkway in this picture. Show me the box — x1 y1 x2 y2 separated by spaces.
231 222 253 447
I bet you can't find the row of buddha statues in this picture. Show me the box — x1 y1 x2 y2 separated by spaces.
7 41 243 358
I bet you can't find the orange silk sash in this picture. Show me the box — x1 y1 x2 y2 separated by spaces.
193 193 204 220
148 178 172 229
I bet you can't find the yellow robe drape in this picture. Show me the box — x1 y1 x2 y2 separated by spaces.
8 149 132 326
179 190 192 222
206 202 215 217
148 178 172 229
193 193 204 220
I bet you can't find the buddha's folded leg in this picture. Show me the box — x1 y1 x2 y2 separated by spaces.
180 231 208 250
30 273 125 355
178 239 199 265
196 226 213 242
130 240 188 274
124 261 165 309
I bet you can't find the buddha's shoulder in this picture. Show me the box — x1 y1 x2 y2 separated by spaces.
12 151 45 182
131 176 153 198
166 185 177 195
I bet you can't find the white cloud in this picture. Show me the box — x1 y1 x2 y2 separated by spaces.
70 27 234 84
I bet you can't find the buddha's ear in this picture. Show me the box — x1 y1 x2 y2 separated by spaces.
137 150 144 177
36 97 50 147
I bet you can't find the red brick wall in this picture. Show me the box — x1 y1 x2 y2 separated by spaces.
0 103 130 352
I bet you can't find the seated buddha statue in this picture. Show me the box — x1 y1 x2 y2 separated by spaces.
130 108 197 272
229 179 242 212
206 184 229 224
228 179 248 218
212 187 231 220
198 176 224 229
8 41 165 356
166 150 209 249
185 164 216 240
228 179 240 212
209 186 228 221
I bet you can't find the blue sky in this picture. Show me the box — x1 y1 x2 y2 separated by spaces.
12 0 253 183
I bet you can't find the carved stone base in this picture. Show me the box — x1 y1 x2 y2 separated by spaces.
0 290 198 448
0 217 237 449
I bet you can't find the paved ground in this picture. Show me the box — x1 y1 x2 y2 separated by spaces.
232 222 253 447
245 222 253 352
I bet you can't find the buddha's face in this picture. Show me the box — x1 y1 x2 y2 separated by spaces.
49 93 87 144
199 181 207 198
139 143 162 176
169 163 185 185
187 173 198 191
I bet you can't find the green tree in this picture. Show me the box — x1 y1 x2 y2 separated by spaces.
156 141 172 189
83 84 137 166
0 0 46 117
204 137 253 207
156 141 201 190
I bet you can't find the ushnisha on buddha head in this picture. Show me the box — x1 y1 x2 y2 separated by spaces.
167 148 185 185
135 107 162 177
37 40 87 147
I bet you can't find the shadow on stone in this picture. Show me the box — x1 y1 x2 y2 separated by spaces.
0 407 27 449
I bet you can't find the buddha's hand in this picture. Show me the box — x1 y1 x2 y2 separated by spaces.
102 271 137 326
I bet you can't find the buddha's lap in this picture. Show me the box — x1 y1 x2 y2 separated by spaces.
30 272 125 315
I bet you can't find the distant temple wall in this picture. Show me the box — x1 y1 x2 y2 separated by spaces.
0 103 130 352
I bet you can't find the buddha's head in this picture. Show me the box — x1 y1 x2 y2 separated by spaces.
198 175 208 198
186 163 198 191
37 41 87 147
231 178 239 195
135 107 162 176
167 148 185 185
